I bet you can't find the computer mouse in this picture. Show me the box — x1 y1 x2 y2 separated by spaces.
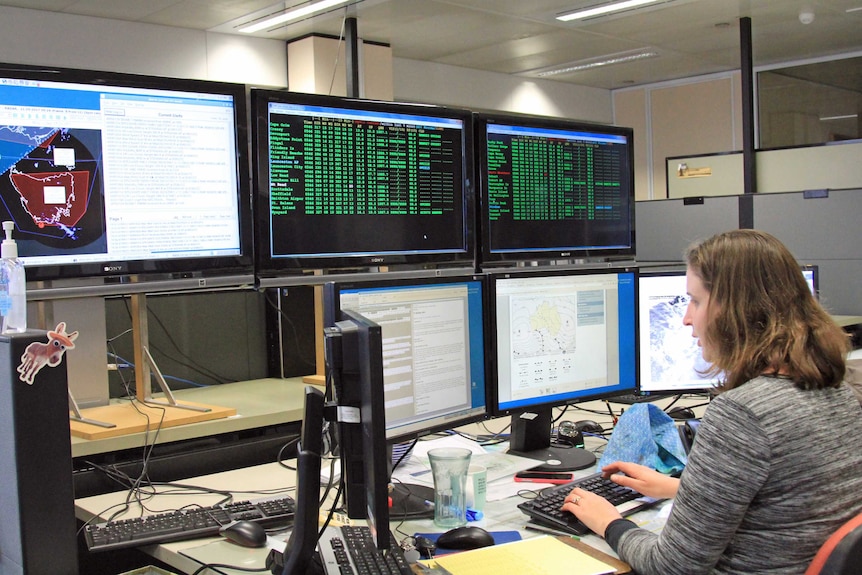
219 520 268 548
436 526 495 550
574 420 604 434
668 406 696 420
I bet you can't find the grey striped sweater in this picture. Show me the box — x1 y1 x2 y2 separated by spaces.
614 376 862 574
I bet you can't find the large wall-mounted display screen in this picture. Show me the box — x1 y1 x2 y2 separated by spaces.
0 63 253 292
252 90 475 281
476 112 635 266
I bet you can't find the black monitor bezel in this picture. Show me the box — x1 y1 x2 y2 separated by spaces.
251 89 477 278
0 62 254 289
328 273 491 444
475 111 636 267
487 265 640 418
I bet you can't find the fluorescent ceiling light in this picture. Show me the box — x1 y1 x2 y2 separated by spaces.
240 0 351 33
819 114 858 121
536 50 658 76
557 0 661 22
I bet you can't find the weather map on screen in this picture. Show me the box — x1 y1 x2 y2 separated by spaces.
0 65 252 287
1 125 105 254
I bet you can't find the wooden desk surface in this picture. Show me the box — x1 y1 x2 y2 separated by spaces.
71 377 311 458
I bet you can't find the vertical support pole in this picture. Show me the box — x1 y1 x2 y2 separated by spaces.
345 17 360 98
739 16 756 229
131 293 150 402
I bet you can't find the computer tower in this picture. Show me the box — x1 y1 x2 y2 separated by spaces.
0 330 78 575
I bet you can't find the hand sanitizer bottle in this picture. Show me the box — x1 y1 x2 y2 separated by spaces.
0 220 27 333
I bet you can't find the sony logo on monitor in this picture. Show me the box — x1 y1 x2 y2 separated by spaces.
102 264 128 274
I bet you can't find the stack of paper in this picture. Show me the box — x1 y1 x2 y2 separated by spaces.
428 535 616 575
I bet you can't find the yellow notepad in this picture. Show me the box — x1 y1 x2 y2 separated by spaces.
431 535 616 575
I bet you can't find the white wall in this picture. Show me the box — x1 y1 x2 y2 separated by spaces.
393 58 613 122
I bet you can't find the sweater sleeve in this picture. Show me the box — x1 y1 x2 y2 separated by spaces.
614 395 770 575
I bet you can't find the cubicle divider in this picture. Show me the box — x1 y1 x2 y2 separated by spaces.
752 189 862 316
666 140 862 199
635 188 862 316
635 194 741 262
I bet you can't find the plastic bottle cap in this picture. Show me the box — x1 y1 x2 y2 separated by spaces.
1 221 17 260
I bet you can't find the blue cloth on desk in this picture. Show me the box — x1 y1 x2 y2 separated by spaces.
598 403 687 475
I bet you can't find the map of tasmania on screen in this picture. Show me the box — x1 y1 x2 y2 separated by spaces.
0 77 242 268
0 125 106 256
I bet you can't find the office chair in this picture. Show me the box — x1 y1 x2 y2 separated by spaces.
804 511 862 575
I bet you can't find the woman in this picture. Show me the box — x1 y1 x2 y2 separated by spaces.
562 229 862 574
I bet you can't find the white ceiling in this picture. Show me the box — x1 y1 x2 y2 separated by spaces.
2 0 862 90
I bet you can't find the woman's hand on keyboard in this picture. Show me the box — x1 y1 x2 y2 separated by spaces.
561 487 622 537
601 461 680 499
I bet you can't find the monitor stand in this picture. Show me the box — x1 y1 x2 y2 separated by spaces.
508 409 596 472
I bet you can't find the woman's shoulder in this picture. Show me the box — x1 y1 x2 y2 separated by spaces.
718 375 793 402
711 374 858 419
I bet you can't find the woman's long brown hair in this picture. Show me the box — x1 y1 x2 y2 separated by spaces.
686 229 848 391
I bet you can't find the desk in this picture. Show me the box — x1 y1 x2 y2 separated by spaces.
76 462 297 575
833 315 862 328
76 397 708 574
72 378 310 458
76 460 638 575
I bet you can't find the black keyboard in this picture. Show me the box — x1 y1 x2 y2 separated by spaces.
518 472 663 535
318 525 413 575
609 392 675 404
84 495 295 552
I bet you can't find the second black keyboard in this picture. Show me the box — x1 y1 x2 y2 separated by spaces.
318 525 413 575
84 495 296 552
518 472 663 535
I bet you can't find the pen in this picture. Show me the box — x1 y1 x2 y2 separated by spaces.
524 523 580 540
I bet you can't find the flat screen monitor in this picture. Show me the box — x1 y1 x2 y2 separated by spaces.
252 90 476 281
801 264 819 300
335 274 489 441
0 63 253 295
637 269 717 395
327 274 489 518
323 308 390 551
489 266 639 471
475 112 635 267
637 265 818 396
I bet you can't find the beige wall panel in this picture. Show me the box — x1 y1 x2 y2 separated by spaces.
363 43 394 101
614 89 650 201
650 78 737 198
288 36 393 99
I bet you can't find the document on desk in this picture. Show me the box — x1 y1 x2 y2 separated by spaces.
395 435 539 494
430 535 615 575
